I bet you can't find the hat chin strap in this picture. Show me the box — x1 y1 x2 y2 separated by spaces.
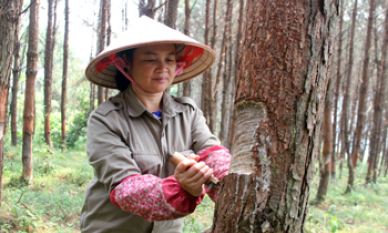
112 57 186 94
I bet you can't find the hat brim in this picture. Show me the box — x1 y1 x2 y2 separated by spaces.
85 17 215 89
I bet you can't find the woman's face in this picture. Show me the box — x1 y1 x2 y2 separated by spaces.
126 44 176 94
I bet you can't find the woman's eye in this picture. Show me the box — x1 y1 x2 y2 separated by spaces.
145 59 155 62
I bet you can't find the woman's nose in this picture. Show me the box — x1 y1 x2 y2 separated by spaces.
156 60 168 71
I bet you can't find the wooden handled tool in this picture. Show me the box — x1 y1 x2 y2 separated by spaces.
170 152 220 189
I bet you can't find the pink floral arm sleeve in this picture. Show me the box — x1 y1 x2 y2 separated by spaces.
110 174 205 222
197 145 231 202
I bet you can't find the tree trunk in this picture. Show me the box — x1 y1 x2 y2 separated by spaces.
44 0 56 148
219 9 233 144
315 74 334 204
22 0 40 183
164 0 177 29
367 0 388 184
351 0 375 182
0 0 24 205
182 0 191 97
61 0 70 151
344 0 358 194
224 0 244 151
98 0 108 105
211 0 337 232
331 0 345 179
207 0 218 133
201 0 211 120
10 19 22 146
105 0 111 101
213 0 232 140
139 0 155 18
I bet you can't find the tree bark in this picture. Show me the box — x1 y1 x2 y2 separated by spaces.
10 19 22 146
344 0 358 194
98 0 108 105
0 0 24 205
351 0 375 182
44 0 56 148
207 0 218 133
366 0 388 184
164 0 177 29
211 0 337 232
213 0 232 140
61 0 70 151
201 0 211 120
315 74 334 204
331 0 345 179
182 0 191 97
139 0 155 18
22 0 40 183
219 8 233 144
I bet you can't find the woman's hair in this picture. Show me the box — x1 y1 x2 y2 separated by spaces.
115 49 135 92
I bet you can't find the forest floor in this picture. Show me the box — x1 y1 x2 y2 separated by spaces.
1 145 387 233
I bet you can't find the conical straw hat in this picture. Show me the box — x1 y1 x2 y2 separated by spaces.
85 16 216 89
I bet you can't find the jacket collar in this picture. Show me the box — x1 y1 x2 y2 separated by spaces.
123 85 186 118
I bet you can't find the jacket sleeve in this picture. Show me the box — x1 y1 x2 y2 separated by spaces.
110 174 205 222
197 145 231 202
87 105 141 194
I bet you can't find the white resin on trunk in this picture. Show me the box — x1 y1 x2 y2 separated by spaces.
230 101 269 176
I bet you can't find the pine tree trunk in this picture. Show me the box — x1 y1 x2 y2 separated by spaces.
98 0 108 105
183 0 192 97
0 0 24 205
10 22 21 146
207 0 218 133
219 10 233 144
367 1 388 184
44 0 56 148
139 0 155 18
201 0 211 120
213 0 232 140
61 0 70 151
315 76 334 204
22 0 40 183
331 0 345 179
344 0 358 194
351 0 375 183
164 0 177 28
211 0 337 231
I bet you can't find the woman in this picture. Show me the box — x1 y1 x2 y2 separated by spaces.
81 16 231 233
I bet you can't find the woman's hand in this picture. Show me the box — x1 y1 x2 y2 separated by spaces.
174 155 213 197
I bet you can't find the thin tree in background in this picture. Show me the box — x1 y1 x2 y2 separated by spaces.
105 0 111 101
343 0 358 193
218 0 233 144
226 0 244 151
61 0 70 151
201 0 211 117
182 0 192 97
351 0 376 184
10 16 22 147
0 0 24 205
207 0 218 133
97 0 108 105
164 0 178 29
44 0 58 148
211 0 338 231
331 0 345 179
139 0 155 18
22 0 40 183
213 0 232 140
314 74 334 204
367 0 388 184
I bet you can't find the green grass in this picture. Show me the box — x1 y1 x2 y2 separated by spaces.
1 145 387 232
